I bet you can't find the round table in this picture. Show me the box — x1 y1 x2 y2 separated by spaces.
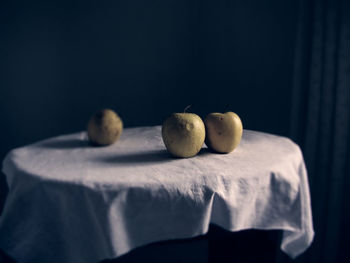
0 126 314 263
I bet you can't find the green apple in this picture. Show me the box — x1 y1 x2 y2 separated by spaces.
204 112 243 153
87 109 123 146
162 113 205 158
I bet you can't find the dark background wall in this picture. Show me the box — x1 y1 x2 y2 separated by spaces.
0 0 297 163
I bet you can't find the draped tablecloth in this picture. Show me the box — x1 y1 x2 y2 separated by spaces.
0 126 314 263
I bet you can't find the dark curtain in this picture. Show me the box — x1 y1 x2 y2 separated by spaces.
286 0 350 262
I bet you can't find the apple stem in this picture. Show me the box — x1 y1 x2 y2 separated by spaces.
223 103 230 113
184 105 192 113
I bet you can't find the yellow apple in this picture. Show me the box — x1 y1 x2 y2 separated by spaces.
204 112 243 153
87 109 123 146
162 113 205 158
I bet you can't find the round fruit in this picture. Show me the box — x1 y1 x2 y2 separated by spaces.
162 113 205 158
87 109 123 146
204 112 243 153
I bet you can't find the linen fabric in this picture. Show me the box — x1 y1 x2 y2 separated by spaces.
0 126 314 263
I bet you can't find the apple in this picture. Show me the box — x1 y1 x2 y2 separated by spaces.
87 109 123 146
204 112 243 153
162 113 205 158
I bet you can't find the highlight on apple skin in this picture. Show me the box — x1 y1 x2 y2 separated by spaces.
204 111 243 153
162 113 206 158
87 109 123 146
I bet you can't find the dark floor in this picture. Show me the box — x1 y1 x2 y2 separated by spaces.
103 225 282 263
0 225 282 263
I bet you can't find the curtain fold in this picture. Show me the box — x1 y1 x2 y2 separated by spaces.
289 0 350 262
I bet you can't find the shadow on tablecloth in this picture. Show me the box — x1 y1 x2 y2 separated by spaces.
92 148 212 165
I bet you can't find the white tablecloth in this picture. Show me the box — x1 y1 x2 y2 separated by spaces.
0 126 314 263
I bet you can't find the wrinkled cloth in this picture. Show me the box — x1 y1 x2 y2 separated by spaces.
0 126 314 263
